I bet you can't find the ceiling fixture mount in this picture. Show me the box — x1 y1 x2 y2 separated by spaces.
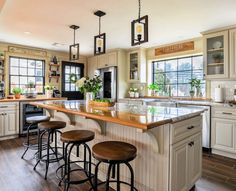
131 0 148 46
69 25 80 60
94 10 106 55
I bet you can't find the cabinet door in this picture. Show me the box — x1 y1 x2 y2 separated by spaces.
230 29 236 78
188 133 202 188
97 55 108 69
0 113 4 136
4 110 18 136
170 140 189 191
204 30 229 79
107 52 117 67
128 51 139 82
87 57 98 78
211 118 235 152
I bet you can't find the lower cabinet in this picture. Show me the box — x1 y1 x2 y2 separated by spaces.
0 103 19 137
170 133 202 191
211 118 236 153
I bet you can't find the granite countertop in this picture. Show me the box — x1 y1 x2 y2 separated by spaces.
0 96 67 102
30 100 205 130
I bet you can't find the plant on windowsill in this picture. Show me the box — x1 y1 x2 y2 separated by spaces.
76 76 102 104
44 84 55 98
12 87 22 99
189 78 202 97
148 83 160 96
25 81 37 98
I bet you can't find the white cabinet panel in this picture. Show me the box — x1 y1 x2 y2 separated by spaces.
230 28 236 78
87 57 98 78
0 114 4 136
4 110 18 136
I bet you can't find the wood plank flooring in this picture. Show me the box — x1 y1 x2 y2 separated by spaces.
0 138 236 191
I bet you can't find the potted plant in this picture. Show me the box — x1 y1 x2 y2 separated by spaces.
148 83 159 96
212 53 223 63
44 84 54 98
12 87 22 99
25 81 37 98
76 76 102 104
189 78 202 97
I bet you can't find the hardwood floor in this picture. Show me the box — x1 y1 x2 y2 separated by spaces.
0 138 236 191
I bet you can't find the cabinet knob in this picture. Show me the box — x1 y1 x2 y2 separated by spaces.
188 141 194 147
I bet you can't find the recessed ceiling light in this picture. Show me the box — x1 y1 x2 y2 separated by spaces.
24 31 31 35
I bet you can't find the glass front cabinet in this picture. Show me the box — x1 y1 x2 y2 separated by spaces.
127 49 146 83
203 31 229 79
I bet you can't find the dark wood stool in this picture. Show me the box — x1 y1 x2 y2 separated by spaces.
21 115 50 159
91 141 138 191
34 121 66 179
56 130 95 191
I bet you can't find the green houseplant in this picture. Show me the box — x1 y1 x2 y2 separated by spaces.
12 87 22 99
44 84 55 98
148 83 159 96
189 78 202 97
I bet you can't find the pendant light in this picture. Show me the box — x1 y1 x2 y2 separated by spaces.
69 25 80 60
94 10 106 55
131 0 148 46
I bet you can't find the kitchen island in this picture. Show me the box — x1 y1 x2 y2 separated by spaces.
31 100 204 191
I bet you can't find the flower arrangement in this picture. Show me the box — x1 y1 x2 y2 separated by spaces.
76 76 102 95
44 84 55 91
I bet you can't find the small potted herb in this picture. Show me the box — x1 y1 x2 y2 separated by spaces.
148 83 159 96
12 87 22 99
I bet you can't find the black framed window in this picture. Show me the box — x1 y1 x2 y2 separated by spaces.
152 55 205 97
9 56 45 94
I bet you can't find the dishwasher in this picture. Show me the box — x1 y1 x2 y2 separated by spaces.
177 103 211 150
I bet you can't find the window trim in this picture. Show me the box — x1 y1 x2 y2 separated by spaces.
152 55 205 97
9 56 45 95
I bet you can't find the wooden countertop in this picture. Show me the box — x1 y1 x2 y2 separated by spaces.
30 100 204 130
0 96 67 102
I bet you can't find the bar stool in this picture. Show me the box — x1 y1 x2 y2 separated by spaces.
56 130 95 191
91 141 138 191
34 121 66 179
21 115 50 159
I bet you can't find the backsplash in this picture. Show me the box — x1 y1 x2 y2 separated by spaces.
210 81 236 101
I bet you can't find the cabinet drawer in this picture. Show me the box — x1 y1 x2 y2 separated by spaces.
212 106 236 120
0 103 19 111
170 116 202 145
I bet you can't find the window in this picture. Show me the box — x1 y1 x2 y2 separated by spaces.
9 57 45 94
152 55 205 97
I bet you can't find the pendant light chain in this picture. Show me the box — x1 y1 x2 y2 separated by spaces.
138 0 141 20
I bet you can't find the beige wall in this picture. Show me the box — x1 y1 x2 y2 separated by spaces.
0 42 87 96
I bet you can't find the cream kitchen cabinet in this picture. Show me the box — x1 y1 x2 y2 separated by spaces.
87 56 98 78
97 52 117 69
203 30 229 79
127 48 146 83
0 103 19 137
170 116 202 191
229 28 236 78
211 106 236 158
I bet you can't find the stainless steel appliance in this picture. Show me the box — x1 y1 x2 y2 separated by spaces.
20 102 45 134
0 81 4 99
98 67 117 101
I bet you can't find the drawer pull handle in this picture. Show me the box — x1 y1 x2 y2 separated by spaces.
188 141 194 147
187 126 194 130
0 106 8 108
222 112 233 115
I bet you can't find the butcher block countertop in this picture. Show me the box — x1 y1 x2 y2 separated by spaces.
0 96 67 102
30 100 205 130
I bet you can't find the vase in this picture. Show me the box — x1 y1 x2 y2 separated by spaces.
45 90 53 98
196 87 201 97
85 92 94 105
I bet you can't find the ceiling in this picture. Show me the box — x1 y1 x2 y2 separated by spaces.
1 0 236 55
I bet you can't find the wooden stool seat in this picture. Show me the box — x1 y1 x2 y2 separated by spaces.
26 116 50 124
61 130 95 143
38 121 66 130
92 141 137 162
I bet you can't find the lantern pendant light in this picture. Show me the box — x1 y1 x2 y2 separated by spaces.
131 0 148 46
69 25 80 60
94 10 106 55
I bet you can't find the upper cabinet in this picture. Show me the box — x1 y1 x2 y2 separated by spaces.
127 48 146 83
97 52 117 69
230 28 236 78
203 31 229 79
87 56 98 78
